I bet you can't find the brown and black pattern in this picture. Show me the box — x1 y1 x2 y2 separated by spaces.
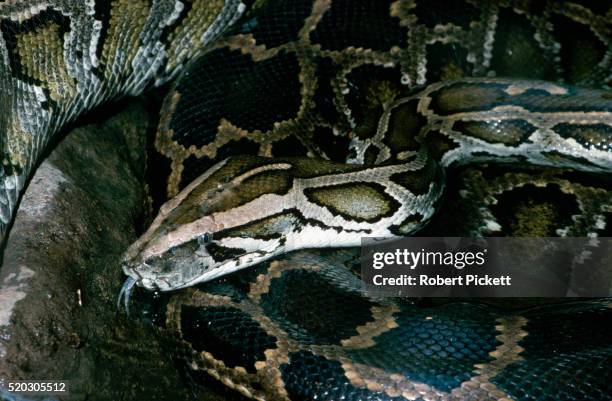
0 0 246 241
153 0 611 201
134 1 612 399
163 251 612 401
423 165 612 238
2 1 612 401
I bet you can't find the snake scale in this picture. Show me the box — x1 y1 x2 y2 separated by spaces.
1 0 612 400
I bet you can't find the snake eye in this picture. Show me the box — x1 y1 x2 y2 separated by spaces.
198 233 212 245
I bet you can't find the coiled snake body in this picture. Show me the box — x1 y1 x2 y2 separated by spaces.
1 1 612 400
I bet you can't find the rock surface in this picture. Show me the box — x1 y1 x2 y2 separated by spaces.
0 101 230 401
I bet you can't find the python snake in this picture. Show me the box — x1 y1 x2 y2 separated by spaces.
1 1 612 400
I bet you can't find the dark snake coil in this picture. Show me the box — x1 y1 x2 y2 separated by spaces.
1 1 611 400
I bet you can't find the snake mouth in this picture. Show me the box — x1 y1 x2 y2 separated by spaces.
118 260 170 315
118 263 176 315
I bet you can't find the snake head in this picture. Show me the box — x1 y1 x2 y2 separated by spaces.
121 157 295 292
122 229 222 292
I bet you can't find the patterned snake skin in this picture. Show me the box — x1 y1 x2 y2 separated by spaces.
1 1 612 400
